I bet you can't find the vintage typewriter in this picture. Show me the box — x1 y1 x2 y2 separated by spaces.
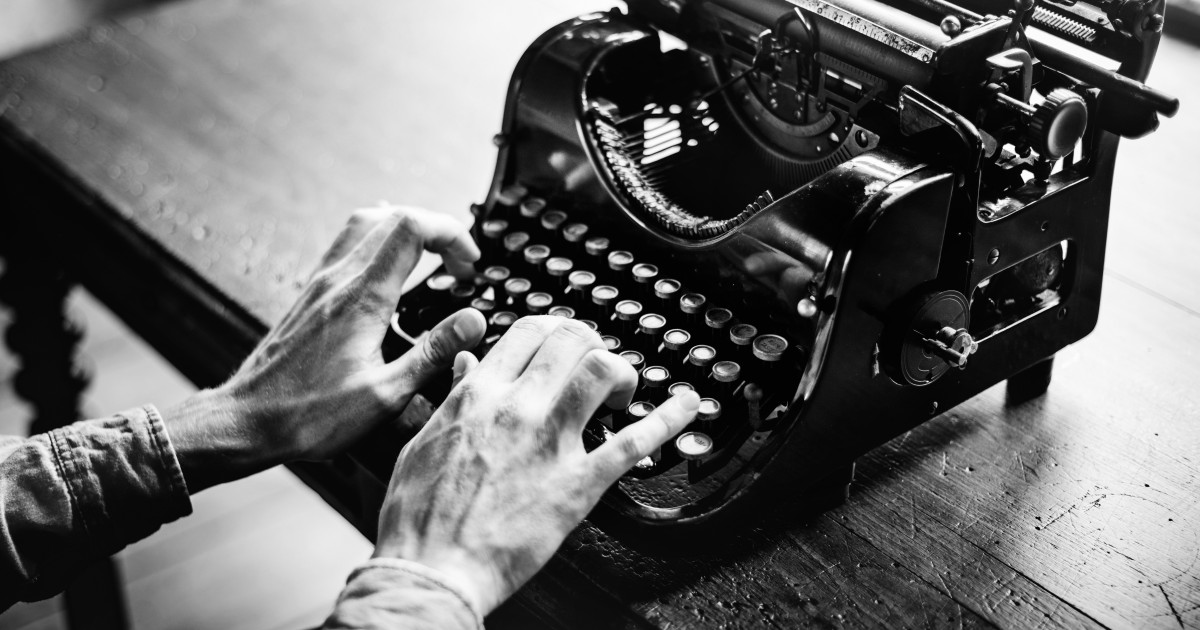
380 0 1177 538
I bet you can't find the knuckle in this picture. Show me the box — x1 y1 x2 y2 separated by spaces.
579 349 617 382
616 433 646 464
420 328 455 366
553 318 603 347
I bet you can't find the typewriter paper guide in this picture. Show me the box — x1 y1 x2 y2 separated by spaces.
382 0 1175 538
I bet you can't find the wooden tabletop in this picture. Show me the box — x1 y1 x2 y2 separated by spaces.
1 0 1198 627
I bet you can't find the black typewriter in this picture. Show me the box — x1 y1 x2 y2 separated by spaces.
381 0 1176 538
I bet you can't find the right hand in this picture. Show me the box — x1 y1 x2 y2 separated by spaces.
373 316 701 616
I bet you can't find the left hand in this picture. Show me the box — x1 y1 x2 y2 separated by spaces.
164 204 487 492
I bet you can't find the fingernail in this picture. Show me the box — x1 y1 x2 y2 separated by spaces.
452 312 472 340
678 390 701 412
452 351 470 378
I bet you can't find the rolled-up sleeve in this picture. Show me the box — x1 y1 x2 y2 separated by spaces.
0 405 192 606
323 558 482 630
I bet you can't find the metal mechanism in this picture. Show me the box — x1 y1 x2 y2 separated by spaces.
381 0 1176 540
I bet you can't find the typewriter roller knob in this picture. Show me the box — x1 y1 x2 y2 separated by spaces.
1028 89 1089 160
893 290 976 386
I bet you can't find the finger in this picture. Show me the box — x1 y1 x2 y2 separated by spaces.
316 206 392 271
518 318 606 393
362 207 481 307
451 350 479 390
374 308 487 408
474 316 562 381
546 349 637 431
590 391 701 482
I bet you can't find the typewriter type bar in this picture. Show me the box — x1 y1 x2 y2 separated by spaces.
382 0 1176 540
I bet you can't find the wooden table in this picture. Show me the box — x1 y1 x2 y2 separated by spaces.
1 0 1197 627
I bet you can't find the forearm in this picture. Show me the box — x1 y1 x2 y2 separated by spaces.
160 387 291 494
0 406 191 606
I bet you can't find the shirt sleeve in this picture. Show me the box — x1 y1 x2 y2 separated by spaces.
323 558 482 630
0 405 192 606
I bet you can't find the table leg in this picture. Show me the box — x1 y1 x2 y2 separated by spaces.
0 241 131 630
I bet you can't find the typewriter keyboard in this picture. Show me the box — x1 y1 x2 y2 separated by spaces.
384 185 806 500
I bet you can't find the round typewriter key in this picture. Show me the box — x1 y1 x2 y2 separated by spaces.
668 382 695 397
663 329 691 351
619 350 645 370
711 360 741 383
622 400 656 432
641 365 671 404
545 257 574 281
523 244 551 267
632 263 659 284
450 282 476 303
568 270 596 291
679 292 708 317
502 231 531 255
519 197 546 219
676 431 714 460
425 273 456 293
504 277 532 311
688 345 717 367
654 278 681 300
562 222 589 243
470 297 496 315
525 291 553 315
481 219 508 240
585 236 610 258
705 308 733 330
483 265 511 284
602 335 623 352
548 305 575 318
615 300 643 321
636 313 667 354
698 397 722 422
540 210 568 232
608 250 635 274
578 319 599 332
752 334 789 362
497 183 528 207
488 310 518 336
591 285 620 320
730 324 757 343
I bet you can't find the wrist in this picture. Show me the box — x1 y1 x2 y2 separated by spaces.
160 387 286 493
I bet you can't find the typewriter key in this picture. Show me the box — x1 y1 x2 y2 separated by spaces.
730 323 758 358
523 244 551 269
711 360 742 398
548 305 575 318
525 291 554 315
496 183 528 207
591 285 620 321
504 277 532 312
562 222 589 244
470 297 496 317
641 366 671 404
653 278 682 310
667 382 695 397
636 313 668 355
686 344 717 382
566 269 596 302
675 431 714 461
752 334 788 362
480 219 508 257
483 265 512 304
662 328 692 364
519 197 546 220
488 310 518 336
697 397 722 429
679 292 707 324
615 300 644 337
584 236 610 261
539 209 566 230
450 282 476 305
502 231 531 261
545 257 574 288
601 335 622 352
620 400 656 432
607 250 635 285
705 307 733 341
620 350 645 371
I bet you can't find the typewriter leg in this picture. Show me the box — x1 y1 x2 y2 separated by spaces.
0 241 131 630
1006 356 1055 405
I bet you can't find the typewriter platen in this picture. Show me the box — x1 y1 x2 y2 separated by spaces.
381 0 1176 538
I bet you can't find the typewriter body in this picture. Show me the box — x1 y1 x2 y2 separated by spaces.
382 0 1176 538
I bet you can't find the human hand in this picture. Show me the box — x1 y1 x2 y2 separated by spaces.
164 204 487 492
373 316 701 616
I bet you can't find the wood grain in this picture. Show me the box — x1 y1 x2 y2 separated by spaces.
1 0 1197 627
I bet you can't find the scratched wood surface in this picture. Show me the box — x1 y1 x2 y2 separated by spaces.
0 0 1197 627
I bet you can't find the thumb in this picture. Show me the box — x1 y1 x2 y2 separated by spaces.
377 308 487 402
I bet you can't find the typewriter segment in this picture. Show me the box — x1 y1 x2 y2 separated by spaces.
382 0 1175 538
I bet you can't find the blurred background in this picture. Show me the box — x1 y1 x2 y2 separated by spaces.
0 0 1197 629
